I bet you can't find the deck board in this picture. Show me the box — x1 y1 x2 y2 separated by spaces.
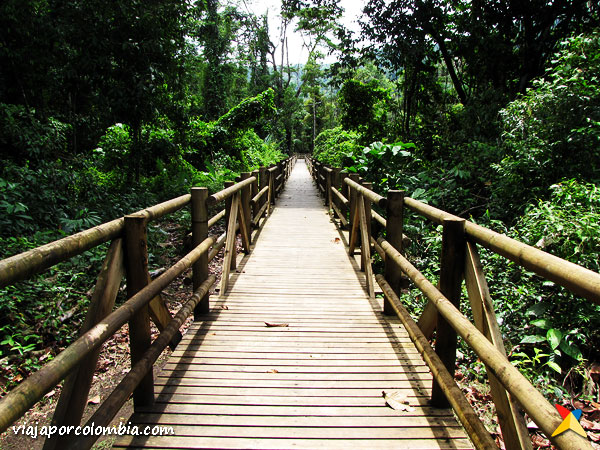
113 160 472 450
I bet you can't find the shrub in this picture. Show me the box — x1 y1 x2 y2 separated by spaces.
313 126 361 166
494 32 600 215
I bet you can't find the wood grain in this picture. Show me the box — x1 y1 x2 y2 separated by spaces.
114 160 472 450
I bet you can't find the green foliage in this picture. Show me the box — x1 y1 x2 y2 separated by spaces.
494 32 600 215
313 127 361 166
0 103 70 164
338 79 391 145
186 88 278 166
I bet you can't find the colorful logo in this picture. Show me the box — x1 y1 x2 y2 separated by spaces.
551 404 587 438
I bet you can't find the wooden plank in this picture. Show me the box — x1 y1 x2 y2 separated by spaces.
114 436 472 450
115 160 472 450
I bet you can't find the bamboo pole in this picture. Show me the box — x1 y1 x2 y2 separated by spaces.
251 169 259 219
0 236 215 434
251 186 269 207
192 187 209 316
43 239 125 450
239 172 252 246
464 242 532 450
403 197 600 304
207 177 256 206
221 193 240 294
68 276 216 450
258 166 267 211
361 182 374 274
377 237 592 450
208 209 226 228
252 202 269 228
384 190 405 315
344 177 387 208
330 186 349 208
376 275 498 450
358 194 374 298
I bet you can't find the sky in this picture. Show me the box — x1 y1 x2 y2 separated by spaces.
241 0 367 65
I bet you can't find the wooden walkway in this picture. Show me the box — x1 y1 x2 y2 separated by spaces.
114 160 472 449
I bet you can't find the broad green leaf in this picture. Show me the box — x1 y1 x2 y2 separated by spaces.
520 335 546 344
525 302 551 316
559 340 583 360
531 319 552 329
546 361 562 374
546 329 563 350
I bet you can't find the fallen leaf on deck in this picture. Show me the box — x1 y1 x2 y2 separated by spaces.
333 238 341 244
88 395 101 405
382 390 415 412
266 369 279 373
265 322 289 327
221 305 229 310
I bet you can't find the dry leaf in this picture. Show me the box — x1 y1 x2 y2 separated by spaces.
531 434 551 447
582 418 600 431
267 369 279 373
220 305 229 310
333 238 341 244
44 390 56 398
265 322 289 327
382 390 415 412
88 395 101 405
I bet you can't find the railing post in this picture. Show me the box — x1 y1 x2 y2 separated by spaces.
251 169 259 221
361 182 373 273
192 187 209 316
384 190 405 315
124 213 154 409
348 173 360 243
258 166 267 211
240 172 252 247
325 168 332 207
431 218 466 407
223 181 237 270
43 239 125 450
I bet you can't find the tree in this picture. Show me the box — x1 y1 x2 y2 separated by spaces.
338 79 390 145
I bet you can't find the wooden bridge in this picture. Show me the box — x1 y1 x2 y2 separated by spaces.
0 157 598 450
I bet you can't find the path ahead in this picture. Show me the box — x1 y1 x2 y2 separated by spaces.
114 160 472 449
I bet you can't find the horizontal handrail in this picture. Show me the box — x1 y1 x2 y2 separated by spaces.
377 236 589 449
251 186 269 206
208 209 226 228
207 176 256 206
0 194 191 289
0 236 215 433
330 186 349 208
70 275 216 450
403 197 600 304
344 177 387 208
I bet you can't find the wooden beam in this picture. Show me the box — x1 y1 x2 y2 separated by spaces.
192 187 209 316
465 242 532 450
432 218 466 407
124 214 154 409
221 193 240 294
44 239 125 450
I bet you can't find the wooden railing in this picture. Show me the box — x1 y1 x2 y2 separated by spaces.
307 156 599 450
0 156 295 449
